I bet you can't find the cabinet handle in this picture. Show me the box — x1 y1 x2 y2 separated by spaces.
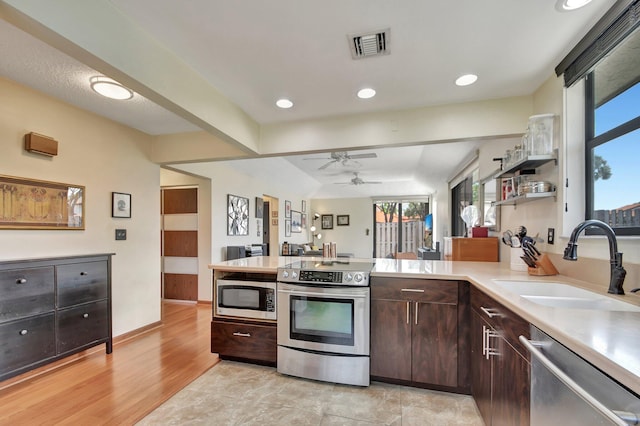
415 302 419 325
482 325 487 357
480 306 500 318
19 329 28 336
16 278 27 284
485 329 500 359
401 288 425 293
232 332 251 337
80 272 88 276
406 302 410 324
83 313 89 318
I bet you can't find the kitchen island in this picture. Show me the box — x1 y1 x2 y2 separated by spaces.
209 256 640 397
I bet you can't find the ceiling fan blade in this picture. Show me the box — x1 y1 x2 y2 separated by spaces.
364 181 383 184
318 160 337 170
348 153 377 160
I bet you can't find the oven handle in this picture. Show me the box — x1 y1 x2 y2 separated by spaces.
277 289 368 299
519 336 631 426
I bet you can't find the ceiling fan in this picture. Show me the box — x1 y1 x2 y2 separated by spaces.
305 151 377 170
335 172 382 186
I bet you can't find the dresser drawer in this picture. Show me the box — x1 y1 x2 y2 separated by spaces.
371 278 458 304
57 261 108 307
0 266 55 321
0 313 55 375
57 300 109 354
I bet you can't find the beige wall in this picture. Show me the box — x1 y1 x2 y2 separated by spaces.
0 76 161 337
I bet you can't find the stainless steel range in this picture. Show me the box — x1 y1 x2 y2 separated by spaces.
276 259 374 386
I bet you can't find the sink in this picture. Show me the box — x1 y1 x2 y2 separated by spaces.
492 280 640 312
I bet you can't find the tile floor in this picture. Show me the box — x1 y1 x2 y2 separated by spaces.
138 361 484 425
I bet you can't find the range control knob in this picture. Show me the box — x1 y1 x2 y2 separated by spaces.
344 273 354 282
354 273 364 283
292 271 298 279
282 271 289 279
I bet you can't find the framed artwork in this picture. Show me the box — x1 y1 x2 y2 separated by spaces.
285 219 291 237
272 210 278 218
256 219 262 237
227 194 249 236
285 200 291 218
112 192 131 218
0 174 85 230
271 218 278 226
337 215 350 226
301 200 306 212
291 210 302 233
255 197 263 218
301 213 307 230
321 214 333 230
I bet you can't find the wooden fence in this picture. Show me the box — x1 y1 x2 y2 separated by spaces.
594 208 640 228
375 221 425 257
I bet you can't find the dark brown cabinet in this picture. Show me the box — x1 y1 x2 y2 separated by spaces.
370 277 469 391
0 254 112 382
211 319 276 366
470 286 530 426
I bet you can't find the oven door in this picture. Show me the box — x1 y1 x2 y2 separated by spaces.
277 282 369 356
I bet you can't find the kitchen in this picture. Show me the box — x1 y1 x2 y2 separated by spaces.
1 0 640 424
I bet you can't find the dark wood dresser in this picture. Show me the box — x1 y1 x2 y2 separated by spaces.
0 254 113 382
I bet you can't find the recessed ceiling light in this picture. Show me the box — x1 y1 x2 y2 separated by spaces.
561 0 592 10
455 74 478 87
90 76 133 100
357 88 376 99
276 98 293 109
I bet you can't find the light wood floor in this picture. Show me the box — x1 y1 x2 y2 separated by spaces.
0 301 218 425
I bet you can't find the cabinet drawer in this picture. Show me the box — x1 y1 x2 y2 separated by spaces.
211 320 276 364
57 261 108 307
471 286 530 357
57 300 109 354
371 278 458 304
0 266 55 321
0 313 55 375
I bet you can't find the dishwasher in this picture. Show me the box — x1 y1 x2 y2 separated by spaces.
520 327 640 426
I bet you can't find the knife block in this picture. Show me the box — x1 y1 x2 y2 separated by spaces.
528 253 559 276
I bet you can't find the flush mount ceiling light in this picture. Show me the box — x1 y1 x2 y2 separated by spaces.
357 88 376 99
455 74 478 87
560 0 592 10
90 76 133 100
276 98 293 109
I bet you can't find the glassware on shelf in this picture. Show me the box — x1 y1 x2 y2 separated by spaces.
528 113 554 155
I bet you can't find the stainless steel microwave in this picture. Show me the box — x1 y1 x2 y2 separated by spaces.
215 279 276 321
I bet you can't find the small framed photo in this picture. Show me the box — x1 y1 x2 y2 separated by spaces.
255 197 263 218
321 214 333 230
291 210 302 233
272 218 278 226
285 200 291 218
337 215 350 226
285 219 291 237
112 192 131 218
301 200 306 212
272 210 278 218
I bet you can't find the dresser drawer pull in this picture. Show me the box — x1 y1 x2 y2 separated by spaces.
19 329 28 336
16 278 27 284
480 306 501 318
80 272 88 276
232 332 251 337
83 313 89 318
401 288 425 293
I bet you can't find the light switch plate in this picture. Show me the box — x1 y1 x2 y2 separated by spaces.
115 229 127 240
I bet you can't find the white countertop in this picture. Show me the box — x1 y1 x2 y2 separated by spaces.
210 256 640 394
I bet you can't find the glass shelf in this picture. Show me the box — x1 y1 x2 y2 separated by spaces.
494 191 556 206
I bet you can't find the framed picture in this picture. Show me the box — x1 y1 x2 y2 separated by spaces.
285 200 291 218
112 192 131 218
255 197 263 218
301 200 306 212
321 214 333 230
272 210 278 218
227 194 249 236
291 210 302 233
301 213 307 230
285 219 291 237
272 218 278 226
256 219 262 237
337 215 350 226
0 174 85 230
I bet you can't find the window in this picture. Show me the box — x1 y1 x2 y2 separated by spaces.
585 26 640 235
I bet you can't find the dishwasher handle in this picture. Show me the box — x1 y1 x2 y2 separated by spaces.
519 335 634 426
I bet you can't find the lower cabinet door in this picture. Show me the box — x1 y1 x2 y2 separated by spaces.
57 300 109 354
0 313 55 377
211 320 276 364
370 299 412 381
492 342 530 426
471 310 492 425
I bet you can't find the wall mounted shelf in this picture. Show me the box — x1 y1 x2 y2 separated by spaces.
494 191 556 207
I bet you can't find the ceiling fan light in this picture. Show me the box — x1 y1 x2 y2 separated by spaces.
561 0 592 10
455 74 478 87
357 88 376 99
276 98 293 109
90 76 133 100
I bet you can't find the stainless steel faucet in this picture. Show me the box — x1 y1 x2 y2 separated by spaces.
563 219 626 295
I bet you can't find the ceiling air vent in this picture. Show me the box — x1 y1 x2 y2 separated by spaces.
349 29 390 59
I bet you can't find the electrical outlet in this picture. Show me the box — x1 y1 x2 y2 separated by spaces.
547 228 555 245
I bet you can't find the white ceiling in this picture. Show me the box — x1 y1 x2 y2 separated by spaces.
0 0 615 198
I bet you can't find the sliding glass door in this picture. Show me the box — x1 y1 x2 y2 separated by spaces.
373 201 429 258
